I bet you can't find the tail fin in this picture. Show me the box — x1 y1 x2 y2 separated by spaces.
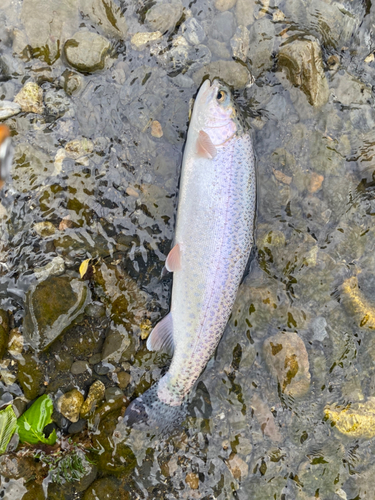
123 383 186 435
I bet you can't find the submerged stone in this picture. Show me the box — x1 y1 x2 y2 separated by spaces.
0 101 21 120
14 82 44 114
17 353 43 400
193 60 252 88
23 276 90 351
181 18 206 45
131 31 162 51
64 31 111 73
263 332 311 398
80 380 105 417
0 310 9 360
145 0 183 34
57 389 84 422
278 38 329 107
79 0 128 39
325 398 375 438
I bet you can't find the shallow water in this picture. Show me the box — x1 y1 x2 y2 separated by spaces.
0 0 375 498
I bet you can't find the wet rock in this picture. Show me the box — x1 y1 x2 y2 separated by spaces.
89 353 102 365
341 276 375 328
104 387 123 402
55 138 94 171
181 18 206 45
211 11 236 42
0 454 40 481
0 310 9 360
310 316 328 342
130 31 162 51
18 353 43 400
207 38 231 59
278 38 329 107
215 0 236 12
325 398 375 438
8 329 23 357
62 70 84 95
75 463 98 493
13 143 55 192
330 71 372 106
231 26 249 62
145 0 183 34
226 452 249 480
251 393 281 442
80 380 105 417
101 327 131 363
83 477 123 500
151 120 163 138
308 172 324 193
94 362 113 376
14 82 44 114
64 31 111 73
20 0 79 64
44 89 71 118
263 332 311 398
68 418 86 434
0 101 21 120
70 360 89 375
247 18 275 77
235 0 255 27
117 371 131 390
185 472 199 489
33 221 56 237
23 276 90 351
34 256 65 281
85 302 106 319
79 0 128 39
193 60 252 89
57 389 84 422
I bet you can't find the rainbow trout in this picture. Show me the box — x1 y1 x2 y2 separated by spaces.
124 79 256 431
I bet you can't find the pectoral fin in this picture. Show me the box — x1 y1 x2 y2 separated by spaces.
147 313 174 356
166 243 181 272
196 130 217 159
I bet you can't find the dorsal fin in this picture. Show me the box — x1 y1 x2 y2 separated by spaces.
166 243 181 272
196 130 217 159
146 313 174 356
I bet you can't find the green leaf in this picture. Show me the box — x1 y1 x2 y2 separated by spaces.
17 395 57 445
0 405 17 454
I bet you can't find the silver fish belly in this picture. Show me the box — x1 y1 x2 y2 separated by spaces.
124 79 256 428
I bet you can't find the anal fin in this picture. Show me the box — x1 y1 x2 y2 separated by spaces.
146 313 174 356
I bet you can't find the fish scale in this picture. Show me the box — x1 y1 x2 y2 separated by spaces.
124 79 256 430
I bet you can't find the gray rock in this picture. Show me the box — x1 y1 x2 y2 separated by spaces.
18 353 43 400
89 353 102 365
33 221 56 237
263 332 311 398
182 18 206 45
0 101 21 121
75 463 98 493
79 0 128 39
278 38 329 107
235 0 255 27
207 38 231 59
330 71 372 106
20 0 79 64
23 276 90 351
215 0 237 11
68 418 86 434
104 386 123 402
64 31 111 73
94 361 114 375
44 89 71 117
101 328 131 362
193 60 252 89
70 360 89 375
85 302 106 318
211 11 236 42
248 18 275 78
145 0 183 34
231 25 249 62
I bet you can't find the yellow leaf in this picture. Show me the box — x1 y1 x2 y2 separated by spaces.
79 259 91 279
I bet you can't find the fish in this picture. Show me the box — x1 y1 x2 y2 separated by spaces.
0 125 13 188
124 78 256 432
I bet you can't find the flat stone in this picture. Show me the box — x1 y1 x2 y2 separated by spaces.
0 101 21 120
330 71 372 106
278 38 329 107
235 0 255 26
70 360 89 375
145 0 183 34
14 82 44 114
131 32 162 51
263 332 311 398
79 0 128 39
23 276 90 351
57 389 84 423
181 18 206 45
193 60 252 89
64 31 111 73
211 11 236 42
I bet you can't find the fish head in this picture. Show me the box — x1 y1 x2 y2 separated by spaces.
194 79 242 146
0 125 13 188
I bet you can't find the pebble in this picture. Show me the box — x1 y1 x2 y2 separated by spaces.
8 329 23 357
104 386 123 402
145 0 183 34
94 361 113 376
68 418 86 434
33 221 56 237
57 389 84 423
117 371 131 390
131 31 162 51
0 101 21 120
211 11 236 42
181 18 206 45
193 60 252 89
235 0 255 26
230 25 249 62
70 360 89 375
44 88 71 117
64 31 111 73
185 472 199 489
151 120 163 138
226 453 248 480
80 380 105 417
89 353 102 365
214 0 236 11
14 82 44 114
308 172 324 193
34 256 65 281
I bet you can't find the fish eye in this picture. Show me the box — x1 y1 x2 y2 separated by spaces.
216 90 226 102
